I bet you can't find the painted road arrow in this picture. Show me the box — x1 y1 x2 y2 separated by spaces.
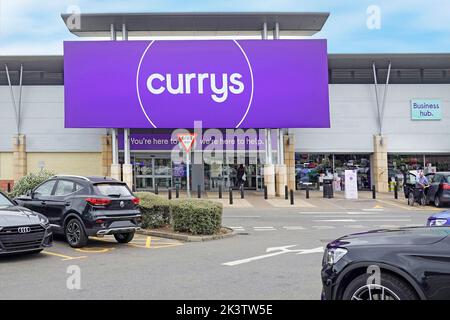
222 245 324 266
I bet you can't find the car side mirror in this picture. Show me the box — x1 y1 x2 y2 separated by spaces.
26 190 31 197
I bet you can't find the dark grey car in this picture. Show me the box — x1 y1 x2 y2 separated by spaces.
0 191 53 255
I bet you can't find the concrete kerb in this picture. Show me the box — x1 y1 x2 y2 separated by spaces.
137 227 235 242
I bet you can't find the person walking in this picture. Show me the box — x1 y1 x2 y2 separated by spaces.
236 164 246 188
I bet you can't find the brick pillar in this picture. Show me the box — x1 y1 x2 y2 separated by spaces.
12 134 27 182
284 134 296 191
122 164 133 190
101 135 112 177
373 134 388 193
263 164 276 197
275 164 287 197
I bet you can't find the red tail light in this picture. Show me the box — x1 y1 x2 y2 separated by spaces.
86 198 111 206
442 183 450 190
132 197 140 205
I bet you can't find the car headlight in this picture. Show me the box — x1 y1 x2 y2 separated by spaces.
429 219 448 226
325 247 348 265
39 216 50 228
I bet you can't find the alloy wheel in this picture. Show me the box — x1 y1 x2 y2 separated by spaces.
435 196 441 207
67 220 81 245
351 284 400 300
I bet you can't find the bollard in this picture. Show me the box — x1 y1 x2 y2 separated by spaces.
219 184 222 199
175 185 179 198
7 183 11 193
372 185 376 199
229 187 233 205
306 184 310 199
197 184 201 198
155 183 159 195
264 185 268 200
284 185 288 200
168 188 172 200
290 189 294 205
394 178 398 199
240 185 245 199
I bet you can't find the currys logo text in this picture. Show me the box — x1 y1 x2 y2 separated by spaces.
146 72 245 103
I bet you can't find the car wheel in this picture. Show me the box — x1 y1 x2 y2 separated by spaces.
434 196 442 207
114 232 135 244
114 232 134 243
342 273 417 300
408 193 415 206
65 219 88 248
420 194 427 206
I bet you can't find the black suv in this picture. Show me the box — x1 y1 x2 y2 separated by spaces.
15 175 142 248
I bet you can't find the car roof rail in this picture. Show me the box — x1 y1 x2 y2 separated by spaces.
52 175 90 181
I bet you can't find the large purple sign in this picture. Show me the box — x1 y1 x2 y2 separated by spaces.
64 40 329 128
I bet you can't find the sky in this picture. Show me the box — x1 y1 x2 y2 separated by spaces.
0 0 449 55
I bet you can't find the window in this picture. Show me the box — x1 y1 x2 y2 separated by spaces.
74 183 84 192
95 184 131 197
34 180 56 197
54 180 75 196
0 193 13 206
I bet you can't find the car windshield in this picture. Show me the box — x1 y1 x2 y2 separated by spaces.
446 176 450 183
0 193 14 206
95 184 131 197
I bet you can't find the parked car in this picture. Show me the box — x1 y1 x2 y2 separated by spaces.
403 171 450 207
427 210 450 226
425 172 450 207
15 175 142 248
0 191 52 255
321 227 450 300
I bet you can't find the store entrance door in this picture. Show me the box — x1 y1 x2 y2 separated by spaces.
204 155 262 191
132 154 173 191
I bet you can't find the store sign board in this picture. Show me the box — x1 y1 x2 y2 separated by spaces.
117 131 277 151
344 170 358 199
64 40 330 129
411 99 442 120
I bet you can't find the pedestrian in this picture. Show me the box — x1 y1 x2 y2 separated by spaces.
237 164 246 188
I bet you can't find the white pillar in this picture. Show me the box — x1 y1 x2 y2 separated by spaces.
121 23 133 189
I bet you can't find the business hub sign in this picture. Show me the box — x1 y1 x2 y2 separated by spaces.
64 40 330 128
411 99 442 120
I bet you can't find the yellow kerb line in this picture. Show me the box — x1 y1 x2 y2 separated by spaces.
42 251 87 261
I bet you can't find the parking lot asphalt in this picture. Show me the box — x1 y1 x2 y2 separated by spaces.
0 200 440 300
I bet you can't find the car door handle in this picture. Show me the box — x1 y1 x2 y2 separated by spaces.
65 202 71 206
41 201 46 205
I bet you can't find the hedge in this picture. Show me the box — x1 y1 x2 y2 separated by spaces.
134 192 223 235
9 170 54 198
134 192 171 229
171 199 222 235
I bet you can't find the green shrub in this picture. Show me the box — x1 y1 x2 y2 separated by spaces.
135 192 171 229
9 170 54 198
171 199 222 235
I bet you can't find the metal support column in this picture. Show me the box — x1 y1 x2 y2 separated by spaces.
262 22 268 40
266 129 272 165
111 129 118 164
110 23 116 40
124 129 131 165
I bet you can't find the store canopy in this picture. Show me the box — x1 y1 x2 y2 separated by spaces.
60 12 330 37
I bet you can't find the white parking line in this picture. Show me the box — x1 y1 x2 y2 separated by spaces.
254 227 276 231
315 219 410 223
312 226 335 229
283 226 305 230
